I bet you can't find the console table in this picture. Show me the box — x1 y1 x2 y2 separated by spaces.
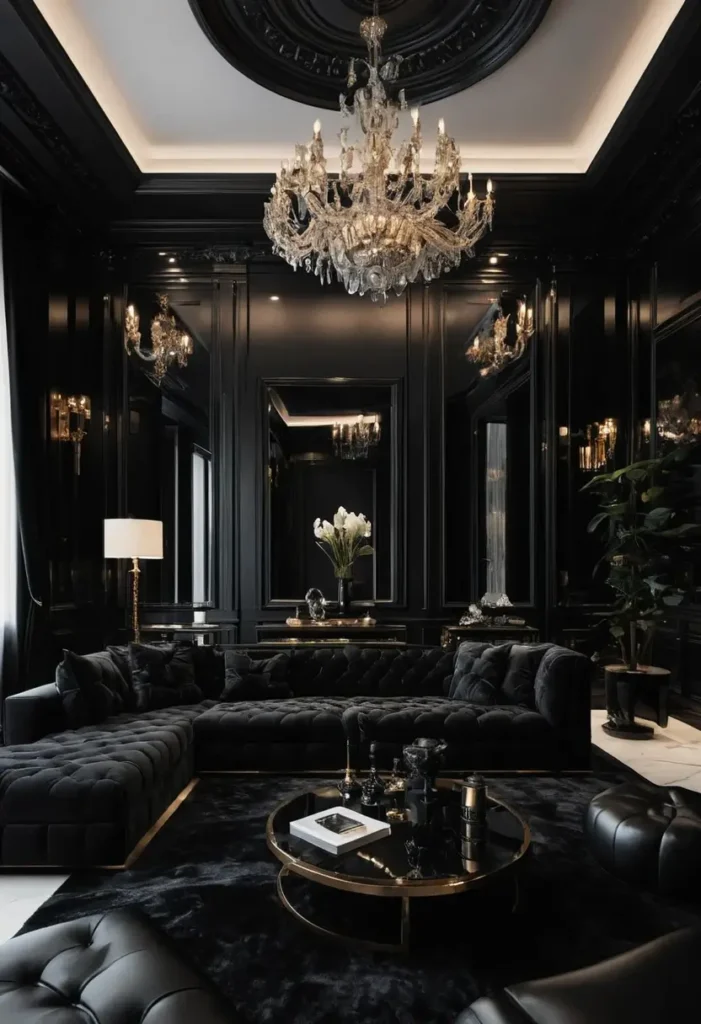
256 622 407 645
440 624 539 651
141 624 232 645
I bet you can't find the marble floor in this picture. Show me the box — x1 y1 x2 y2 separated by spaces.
592 709 701 790
0 875 68 944
0 712 698 945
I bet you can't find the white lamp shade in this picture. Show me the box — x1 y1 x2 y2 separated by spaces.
104 519 163 560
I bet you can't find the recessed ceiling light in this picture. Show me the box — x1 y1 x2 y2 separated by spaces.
180 278 187 283
489 256 498 265
168 257 176 264
159 251 166 256
270 295 280 302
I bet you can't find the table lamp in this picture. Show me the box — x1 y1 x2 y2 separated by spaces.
104 519 163 643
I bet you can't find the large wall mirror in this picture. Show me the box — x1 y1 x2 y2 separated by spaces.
125 285 214 607
264 380 400 606
444 288 536 607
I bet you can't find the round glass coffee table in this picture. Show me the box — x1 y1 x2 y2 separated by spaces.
266 778 530 952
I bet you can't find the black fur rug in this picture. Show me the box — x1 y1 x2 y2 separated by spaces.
21 773 701 1023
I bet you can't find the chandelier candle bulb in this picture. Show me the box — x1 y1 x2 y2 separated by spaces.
313 119 321 136
438 118 445 135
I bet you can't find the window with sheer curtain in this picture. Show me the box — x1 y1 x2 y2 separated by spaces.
0 200 17 676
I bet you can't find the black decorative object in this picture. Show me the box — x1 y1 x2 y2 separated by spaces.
337 576 352 618
187 0 553 110
361 741 386 806
403 738 447 802
461 774 488 859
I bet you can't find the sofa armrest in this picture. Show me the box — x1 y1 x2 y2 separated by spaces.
4 684 66 746
533 646 592 733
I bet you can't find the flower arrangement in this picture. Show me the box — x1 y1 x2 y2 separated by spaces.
313 507 374 579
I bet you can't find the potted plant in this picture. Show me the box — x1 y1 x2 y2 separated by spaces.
313 507 374 616
582 445 701 737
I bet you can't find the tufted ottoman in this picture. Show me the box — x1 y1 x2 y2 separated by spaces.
0 909 236 1023
585 781 701 897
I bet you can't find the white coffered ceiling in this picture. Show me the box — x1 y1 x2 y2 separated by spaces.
33 0 685 175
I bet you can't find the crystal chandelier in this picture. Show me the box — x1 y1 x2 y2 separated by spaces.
467 300 534 377
332 415 381 460
125 294 193 384
263 2 494 302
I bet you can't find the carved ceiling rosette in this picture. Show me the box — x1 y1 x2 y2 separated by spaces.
188 0 552 108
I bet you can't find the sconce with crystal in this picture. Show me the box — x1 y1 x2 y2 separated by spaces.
467 300 534 377
579 418 618 471
125 294 193 384
50 392 91 475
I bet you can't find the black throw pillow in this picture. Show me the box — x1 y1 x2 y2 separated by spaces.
221 651 292 701
55 650 126 728
191 644 226 700
129 643 203 711
451 644 514 704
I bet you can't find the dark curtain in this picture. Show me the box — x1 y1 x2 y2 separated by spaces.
1 185 50 697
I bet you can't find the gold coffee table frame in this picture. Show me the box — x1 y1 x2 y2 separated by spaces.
266 778 530 953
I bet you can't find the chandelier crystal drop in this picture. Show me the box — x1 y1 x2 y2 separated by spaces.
263 3 495 302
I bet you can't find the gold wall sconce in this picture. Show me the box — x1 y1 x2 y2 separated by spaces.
50 392 91 475
579 418 618 472
125 294 193 385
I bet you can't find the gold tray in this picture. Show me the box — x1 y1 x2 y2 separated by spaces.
285 617 377 627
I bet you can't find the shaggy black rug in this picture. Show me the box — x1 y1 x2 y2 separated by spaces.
21 773 701 1023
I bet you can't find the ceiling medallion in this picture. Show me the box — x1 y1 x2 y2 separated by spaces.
264 6 494 302
188 0 553 109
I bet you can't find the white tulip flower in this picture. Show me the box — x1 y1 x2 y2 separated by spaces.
333 506 348 530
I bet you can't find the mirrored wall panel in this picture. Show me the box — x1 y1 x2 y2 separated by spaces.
444 288 535 605
265 380 398 605
125 286 213 606
655 313 701 455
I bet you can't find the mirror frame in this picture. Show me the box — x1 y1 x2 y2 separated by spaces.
261 376 404 609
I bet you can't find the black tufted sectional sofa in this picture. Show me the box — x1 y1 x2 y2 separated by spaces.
0 641 591 867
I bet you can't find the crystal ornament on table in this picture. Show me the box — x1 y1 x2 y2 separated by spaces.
263 7 494 303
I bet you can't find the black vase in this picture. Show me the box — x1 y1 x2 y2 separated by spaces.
337 576 352 617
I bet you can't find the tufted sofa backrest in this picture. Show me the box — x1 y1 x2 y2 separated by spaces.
241 645 455 698
449 641 588 709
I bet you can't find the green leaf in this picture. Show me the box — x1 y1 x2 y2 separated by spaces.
356 545 374 556
641 487 665 504
625 468 649 482
662 593 685 606
587 512 609 533
660 524 701 538
610 625 625 638
580 473 614 492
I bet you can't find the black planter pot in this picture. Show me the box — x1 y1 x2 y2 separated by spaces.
603 665 655 740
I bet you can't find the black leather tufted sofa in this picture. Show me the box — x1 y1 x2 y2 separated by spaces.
458 926 701 1023
0 909 236 1022
1 641 590 866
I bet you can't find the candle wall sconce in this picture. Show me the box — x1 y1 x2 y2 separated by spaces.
50 392 91 475
125 294 193 385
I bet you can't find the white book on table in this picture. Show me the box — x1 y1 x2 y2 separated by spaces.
290 805 391 855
